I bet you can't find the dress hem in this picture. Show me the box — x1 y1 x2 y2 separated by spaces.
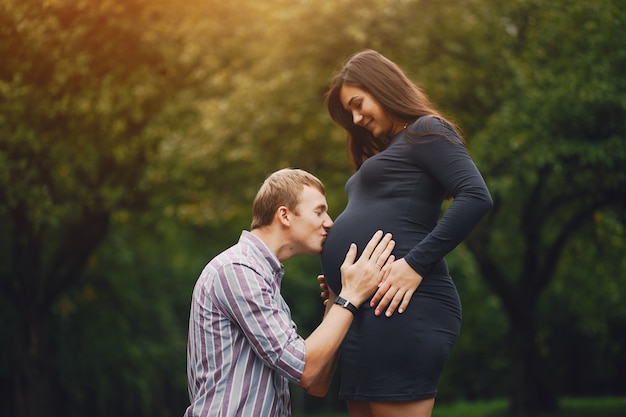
338 391 437 402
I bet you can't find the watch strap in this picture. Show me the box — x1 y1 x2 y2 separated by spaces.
334 296 358 315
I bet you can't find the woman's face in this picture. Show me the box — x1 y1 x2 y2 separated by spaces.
339 84 403 138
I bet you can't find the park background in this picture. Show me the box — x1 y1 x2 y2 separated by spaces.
1 0 625 416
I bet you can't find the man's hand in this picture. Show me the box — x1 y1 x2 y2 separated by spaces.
339 230 395 307
300 231 394 395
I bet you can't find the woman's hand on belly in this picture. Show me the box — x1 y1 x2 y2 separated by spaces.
369 258 423 317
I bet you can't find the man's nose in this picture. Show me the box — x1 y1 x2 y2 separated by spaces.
324 215 334 228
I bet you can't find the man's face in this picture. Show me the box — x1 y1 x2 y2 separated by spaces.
290 186 333 255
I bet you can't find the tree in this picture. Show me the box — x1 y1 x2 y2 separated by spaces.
0 0 197 415
169 2 626 415
3 0 625 415
464 0 626 414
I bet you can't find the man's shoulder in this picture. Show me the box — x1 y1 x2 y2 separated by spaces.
206 243 249 271
224 233 265 258
206 238 267 276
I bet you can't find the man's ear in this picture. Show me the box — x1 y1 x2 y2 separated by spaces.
277 206 291 227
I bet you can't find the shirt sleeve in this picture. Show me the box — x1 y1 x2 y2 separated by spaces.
403 117 493 276
211 262 306 384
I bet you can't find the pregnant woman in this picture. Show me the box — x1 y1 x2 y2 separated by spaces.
320 50 493 417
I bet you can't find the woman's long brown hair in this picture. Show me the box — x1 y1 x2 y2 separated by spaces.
325 50 462 169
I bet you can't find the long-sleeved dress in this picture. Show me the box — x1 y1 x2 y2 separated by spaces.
321 115 492 401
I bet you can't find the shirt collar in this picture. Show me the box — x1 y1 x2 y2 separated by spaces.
239 230 284 279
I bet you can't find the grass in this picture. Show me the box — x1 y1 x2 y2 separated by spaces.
294 397 626 417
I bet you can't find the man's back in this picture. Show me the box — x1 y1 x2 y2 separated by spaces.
184 231 306 417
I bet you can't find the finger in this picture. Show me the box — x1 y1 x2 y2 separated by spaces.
377 273 389 287
384 291 405 317
317 275 325 283
374 287 398 316
370 279 390 307
378 255 395 273
359 230 385 261
371 234 394 264
375 237 395 268
397 289 415 314
373 255 393 284
340 243 358 268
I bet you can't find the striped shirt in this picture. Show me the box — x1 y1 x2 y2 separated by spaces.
184 231 307 417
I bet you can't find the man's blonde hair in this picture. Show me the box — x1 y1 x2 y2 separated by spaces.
250 168 325 230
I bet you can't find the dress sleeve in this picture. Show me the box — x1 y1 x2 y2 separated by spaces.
403 117 493 277
212 262 306 384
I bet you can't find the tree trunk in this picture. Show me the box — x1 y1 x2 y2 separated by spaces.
3 201 111 416
507 310 558 417
14 314 53 417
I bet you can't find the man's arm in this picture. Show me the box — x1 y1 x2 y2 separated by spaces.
300 231 394 396
300 296 350 396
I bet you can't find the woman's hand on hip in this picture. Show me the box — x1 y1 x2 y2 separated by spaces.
370 258 422 317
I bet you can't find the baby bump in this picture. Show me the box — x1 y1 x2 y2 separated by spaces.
321 209 425 294
321 211 385 294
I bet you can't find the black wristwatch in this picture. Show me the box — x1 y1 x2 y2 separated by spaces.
334 296 358 315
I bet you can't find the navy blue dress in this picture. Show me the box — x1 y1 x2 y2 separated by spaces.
321 116 492 401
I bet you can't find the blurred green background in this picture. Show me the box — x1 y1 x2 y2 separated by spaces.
1 0 625 416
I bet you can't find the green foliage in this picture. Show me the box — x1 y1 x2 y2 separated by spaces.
51 213 208 416
0 0 203 415
433 397 626 417
1 0 625 416
462 0 626 413
440 245 509 401
295 397 626 417
540 212 626 396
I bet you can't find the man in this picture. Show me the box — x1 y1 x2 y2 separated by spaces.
184 168 394 417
